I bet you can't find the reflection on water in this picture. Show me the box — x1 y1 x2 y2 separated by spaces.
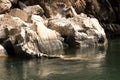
0 39 120 80
61 46 107 60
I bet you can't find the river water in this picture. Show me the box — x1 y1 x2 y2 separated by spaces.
0 39 120 80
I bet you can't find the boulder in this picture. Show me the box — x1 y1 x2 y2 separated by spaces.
0 14 42 57
0 45 8 57
48 13 107 47
22 5 44 16
9 8 30 22
31 15 64 53
0 0 12 14
38 1 77 18
0 14 64 57
0 14 27 42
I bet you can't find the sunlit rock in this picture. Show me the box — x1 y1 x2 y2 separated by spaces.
0 14 64 57
31 15 64 53
48 13 107 47
38 1 77 18
0 0 11 14
9 8 30 22
0 45 8 57
0 14 42 57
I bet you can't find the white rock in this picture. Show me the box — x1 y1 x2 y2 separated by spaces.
0 45 7 57
48 13 107 47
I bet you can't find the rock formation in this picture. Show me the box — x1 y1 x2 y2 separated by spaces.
48 13 107 47
0 14 64 57
0 45 8 57
0 0 11 14
0 0 109 58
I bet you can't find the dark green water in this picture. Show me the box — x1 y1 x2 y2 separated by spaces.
0 39 120 80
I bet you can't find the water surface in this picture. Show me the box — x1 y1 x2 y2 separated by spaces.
0 39 120 80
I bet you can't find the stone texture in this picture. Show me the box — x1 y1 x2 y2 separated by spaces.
48 13 107 47
0 0 12 14
0 0 114 58
22 5 44 16
84 0 116 23
31 15 64 53
0 45 8 57
38 1 78 18
9 8 30 22
0 14 64 57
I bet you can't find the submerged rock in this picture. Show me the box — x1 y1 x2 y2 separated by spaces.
48 13 107 47
60 46 107 61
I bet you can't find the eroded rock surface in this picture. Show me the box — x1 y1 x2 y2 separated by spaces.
0 0 110 58
48 13 107 47
0 45 8 57
38 0 120 37
22 5 44 16
0 14 63 57
0 0 11 14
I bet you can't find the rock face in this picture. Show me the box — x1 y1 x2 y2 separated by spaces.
9 8 30 22
39 0 120 37
48 13 107 47
22 5 44 16
0 0 109 58
31 15 64 53
0 45 8 57
0 0 12 14
0 14 63 57
72 0 120 37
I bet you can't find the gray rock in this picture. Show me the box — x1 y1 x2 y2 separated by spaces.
38 1 77 18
